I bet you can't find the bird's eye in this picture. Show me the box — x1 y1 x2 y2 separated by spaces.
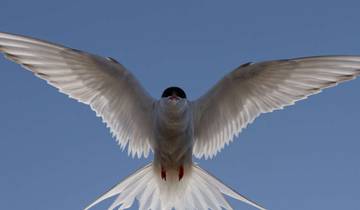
161 90 172 98
176 90 186 99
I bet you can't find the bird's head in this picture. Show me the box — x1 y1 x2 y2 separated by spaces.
161 86 187 104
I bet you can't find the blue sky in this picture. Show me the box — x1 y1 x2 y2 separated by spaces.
0 1 359 209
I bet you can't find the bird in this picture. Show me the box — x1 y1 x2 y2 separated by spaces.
0 32 359 210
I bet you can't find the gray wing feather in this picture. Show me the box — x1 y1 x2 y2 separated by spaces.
0 32 155 158
192 56 360 159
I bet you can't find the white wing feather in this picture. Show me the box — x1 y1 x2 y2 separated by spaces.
0 32 155 158
192 56 360 159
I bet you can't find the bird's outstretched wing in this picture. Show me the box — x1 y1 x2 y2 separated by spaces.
0 32 155 158
192 56 360 159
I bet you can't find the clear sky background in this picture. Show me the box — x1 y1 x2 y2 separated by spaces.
0 1 359 210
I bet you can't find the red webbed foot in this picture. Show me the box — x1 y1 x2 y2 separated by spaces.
178 165 184 181
161 165 166 181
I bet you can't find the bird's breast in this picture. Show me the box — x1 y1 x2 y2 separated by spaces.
153 101 194 168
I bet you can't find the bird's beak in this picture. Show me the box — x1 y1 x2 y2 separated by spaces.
169 95 180 101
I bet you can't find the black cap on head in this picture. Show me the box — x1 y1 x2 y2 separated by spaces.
161 87 187 99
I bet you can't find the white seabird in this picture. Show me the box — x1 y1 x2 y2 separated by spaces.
1 32 359 210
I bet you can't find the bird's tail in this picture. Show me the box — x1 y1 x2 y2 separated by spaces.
84 163 266 210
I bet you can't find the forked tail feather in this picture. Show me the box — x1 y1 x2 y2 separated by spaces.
84 163 266 210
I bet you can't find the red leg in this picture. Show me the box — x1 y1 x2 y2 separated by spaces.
161 165 166 181
178 165 184 181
